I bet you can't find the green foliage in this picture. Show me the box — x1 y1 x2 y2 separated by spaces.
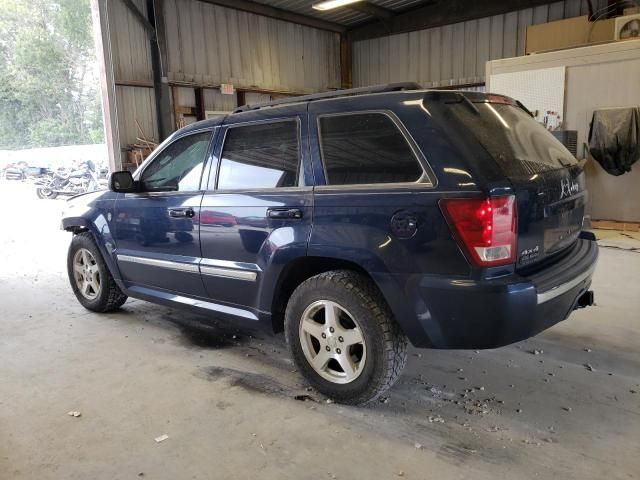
0 0 104 149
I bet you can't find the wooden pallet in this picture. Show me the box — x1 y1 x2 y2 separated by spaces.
591 220 640 232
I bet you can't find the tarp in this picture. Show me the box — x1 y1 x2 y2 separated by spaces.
588 107 640 176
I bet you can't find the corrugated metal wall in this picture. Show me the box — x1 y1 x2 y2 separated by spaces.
353 0 610 88
114 86 158 145
163 0 341 93
174 87 241 113
105 0 340 155
108 0 153 83
203 89 237 112
106 0 157 148
105 0 614 161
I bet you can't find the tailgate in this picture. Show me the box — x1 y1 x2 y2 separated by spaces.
445 96 585 268
511 165 586 268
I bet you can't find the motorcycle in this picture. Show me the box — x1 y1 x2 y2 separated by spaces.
35 161 107 199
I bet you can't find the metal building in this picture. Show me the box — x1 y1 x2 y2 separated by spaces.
92 0 608 171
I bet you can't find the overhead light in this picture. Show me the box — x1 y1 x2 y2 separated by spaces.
312 0 363 11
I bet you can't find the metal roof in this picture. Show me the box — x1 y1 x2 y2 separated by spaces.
250 0 427 26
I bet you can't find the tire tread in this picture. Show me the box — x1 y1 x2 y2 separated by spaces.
69 232 127 312
286 269 408 405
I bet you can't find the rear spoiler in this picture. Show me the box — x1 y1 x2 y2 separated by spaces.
440 92 534 117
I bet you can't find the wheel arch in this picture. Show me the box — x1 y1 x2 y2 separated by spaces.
63 217 125 290
268 256 381 334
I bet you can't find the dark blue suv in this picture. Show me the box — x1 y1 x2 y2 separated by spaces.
62 83 598 404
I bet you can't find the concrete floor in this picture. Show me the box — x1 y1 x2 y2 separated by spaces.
1 180 639 480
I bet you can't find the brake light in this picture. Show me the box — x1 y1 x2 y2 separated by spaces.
440 196 517 267
486 94 513 105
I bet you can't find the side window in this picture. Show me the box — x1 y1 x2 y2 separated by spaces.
318 112 424 186
216 120 299 190
141 132 211 192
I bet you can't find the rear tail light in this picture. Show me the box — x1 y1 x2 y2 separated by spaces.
440 196 517 267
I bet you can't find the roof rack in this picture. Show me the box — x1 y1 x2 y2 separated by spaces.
232 82 422 113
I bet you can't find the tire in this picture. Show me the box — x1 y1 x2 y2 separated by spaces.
285 270 408 405
37 187 58 199
67 232 127 312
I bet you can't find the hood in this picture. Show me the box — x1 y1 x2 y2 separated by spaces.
67 189 107 203
62 189 115 225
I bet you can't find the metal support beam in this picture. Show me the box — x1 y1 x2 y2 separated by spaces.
148 0 173 140
236 90 246 108
348 0 562 41
347 1 394 21
122 0 172 141
340 34 353 89
198 0 346 33
90 0 121 172
347 1 393 32
122 0 155 39
195 87 205 121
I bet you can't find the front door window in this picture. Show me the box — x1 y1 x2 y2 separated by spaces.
141 132 211 192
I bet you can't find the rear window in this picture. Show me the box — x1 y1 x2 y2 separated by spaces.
449 102 577 176
318 112 425 186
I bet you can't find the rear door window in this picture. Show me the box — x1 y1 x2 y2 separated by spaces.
318 112 426 186
216 120 299 190
448 102 577 176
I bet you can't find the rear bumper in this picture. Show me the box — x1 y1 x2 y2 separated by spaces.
376 236 598 349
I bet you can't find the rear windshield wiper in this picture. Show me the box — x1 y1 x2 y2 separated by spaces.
516 100 534 118
459 94 480 115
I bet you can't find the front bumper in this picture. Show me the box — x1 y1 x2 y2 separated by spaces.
376 236 598 349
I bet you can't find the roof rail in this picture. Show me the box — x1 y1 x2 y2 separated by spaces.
232 82 422 113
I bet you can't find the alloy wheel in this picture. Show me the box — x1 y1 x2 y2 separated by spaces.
72 248 101 300
299 300 367 384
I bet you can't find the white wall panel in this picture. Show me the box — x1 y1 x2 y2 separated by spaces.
486 40 640 222
353 0 610 88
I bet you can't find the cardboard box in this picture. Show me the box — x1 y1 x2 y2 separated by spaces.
526 15 616 54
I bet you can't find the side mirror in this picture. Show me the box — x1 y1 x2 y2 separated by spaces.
109 171 136 193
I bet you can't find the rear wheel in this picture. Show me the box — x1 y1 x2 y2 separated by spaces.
67 232 127 312
285 270 408 405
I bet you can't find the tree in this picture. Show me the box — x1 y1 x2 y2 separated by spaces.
0 0 104 149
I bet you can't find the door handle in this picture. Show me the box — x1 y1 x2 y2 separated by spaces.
168 207 195 218
267 208 303 219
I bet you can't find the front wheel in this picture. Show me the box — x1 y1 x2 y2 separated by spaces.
285 270 408 405
67 232 127 312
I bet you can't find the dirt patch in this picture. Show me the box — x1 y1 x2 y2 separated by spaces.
176 323 238 349
197 366 295 397
161 313 262 350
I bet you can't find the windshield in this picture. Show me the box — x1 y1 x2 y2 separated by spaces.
449 102 577 176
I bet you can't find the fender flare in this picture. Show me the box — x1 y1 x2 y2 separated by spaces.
62 216 126 291
264 245 433 346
